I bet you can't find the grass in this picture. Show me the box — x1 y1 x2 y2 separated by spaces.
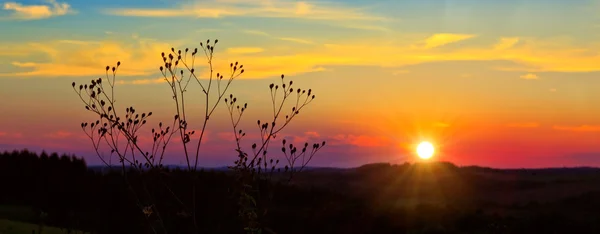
0 205 34 223
0 205 88 234
0 218 86 234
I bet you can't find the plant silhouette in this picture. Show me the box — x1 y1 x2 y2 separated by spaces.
70 39 326 233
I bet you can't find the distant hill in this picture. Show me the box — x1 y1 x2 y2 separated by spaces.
87 162 600 174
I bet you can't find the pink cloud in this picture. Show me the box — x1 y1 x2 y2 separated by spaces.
329 134 391 147
304 131 320 137
0 131 22 138
217 132 236 141
288 131 322 143
44 130 74 139
553 125 600 132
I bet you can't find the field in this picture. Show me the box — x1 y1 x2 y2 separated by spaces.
2 151 600 233
0 205 88 234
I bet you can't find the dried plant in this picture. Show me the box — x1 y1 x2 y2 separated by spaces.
226 74 326 233
71 39 325 233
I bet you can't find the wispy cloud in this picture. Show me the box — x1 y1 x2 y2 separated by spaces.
44 130 74 139
494 37 520 50
278 37 314 45
2 0 73 20
421 33 477 49
5 34 600 79
329 134 391 147
554 125 600 132
216 132 235 141
507 122 540 128
304 131 320 138
115 78 166 85
433 122 450 128
241 30 314 45
337 24 391 32
241 30 270 37
282 131 323 144
0 37 179 77
520 73 538 80
392 70 410 75
103 0 386 22
226 47 264 54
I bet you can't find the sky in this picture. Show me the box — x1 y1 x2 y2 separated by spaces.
1 0 600 168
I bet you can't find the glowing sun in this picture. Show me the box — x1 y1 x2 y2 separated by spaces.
416 141 435 159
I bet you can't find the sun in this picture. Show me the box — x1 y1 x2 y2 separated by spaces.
416 141 435 159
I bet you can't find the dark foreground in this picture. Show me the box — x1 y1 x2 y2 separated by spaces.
1 149 600 234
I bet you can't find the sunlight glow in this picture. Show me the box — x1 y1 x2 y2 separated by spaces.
416 141 435 159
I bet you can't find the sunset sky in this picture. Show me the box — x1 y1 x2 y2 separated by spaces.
1 0 600 168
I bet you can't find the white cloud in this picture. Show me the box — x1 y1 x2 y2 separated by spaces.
103 0 387 22
2 0 73 20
